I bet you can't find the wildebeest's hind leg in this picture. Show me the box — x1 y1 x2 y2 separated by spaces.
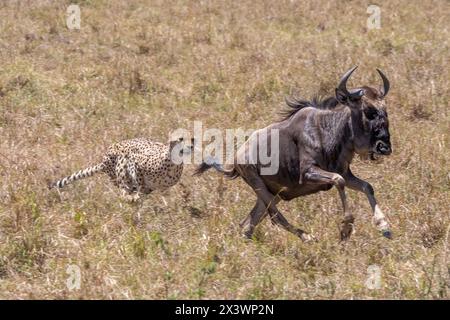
239 199 268 239
241 169 313 242
344 169 392 239
304 166 354 241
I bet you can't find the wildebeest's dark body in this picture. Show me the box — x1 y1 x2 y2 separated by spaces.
196 66 393 241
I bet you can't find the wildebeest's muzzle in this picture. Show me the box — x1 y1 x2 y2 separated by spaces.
375 140 392 155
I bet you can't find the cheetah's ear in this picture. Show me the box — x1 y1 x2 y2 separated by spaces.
169 139 179 150
169 136 183 150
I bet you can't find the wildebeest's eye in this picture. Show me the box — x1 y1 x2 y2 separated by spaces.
364 107 378 120
373 127 381 136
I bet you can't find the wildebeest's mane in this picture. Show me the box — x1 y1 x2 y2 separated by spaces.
280 95 339 121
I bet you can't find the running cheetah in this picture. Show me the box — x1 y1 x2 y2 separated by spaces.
49 137 195 201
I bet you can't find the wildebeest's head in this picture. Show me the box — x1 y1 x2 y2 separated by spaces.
335 66 391 159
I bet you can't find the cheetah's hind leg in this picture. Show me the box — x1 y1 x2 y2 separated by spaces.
124 160 145 225
126 159 142 202
121 189 141 203
115 156 141 203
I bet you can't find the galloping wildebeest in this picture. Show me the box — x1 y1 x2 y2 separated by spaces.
195 66 393 241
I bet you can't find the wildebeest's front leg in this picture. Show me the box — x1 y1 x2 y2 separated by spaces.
304 166 354 240
344 169 392 239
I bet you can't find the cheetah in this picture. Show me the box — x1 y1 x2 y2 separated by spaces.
49 137 195 201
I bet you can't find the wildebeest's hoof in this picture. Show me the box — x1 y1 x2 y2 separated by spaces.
300 233 316 243
242 229 254 240
382 230 393 239
340 223 354 241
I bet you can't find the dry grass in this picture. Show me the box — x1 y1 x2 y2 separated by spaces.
0 0 449 299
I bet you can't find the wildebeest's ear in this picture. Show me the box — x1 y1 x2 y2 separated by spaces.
350 89 364 100
335 88 364 105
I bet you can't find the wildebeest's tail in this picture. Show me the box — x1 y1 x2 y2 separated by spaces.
48 163 105 189
193 157 239 179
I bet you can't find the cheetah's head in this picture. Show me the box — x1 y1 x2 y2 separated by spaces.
169 136 196 156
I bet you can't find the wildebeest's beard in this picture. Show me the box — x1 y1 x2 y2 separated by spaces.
363 104 391 160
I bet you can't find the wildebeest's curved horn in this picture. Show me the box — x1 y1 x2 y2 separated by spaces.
376 68 390 97
337 66 358 96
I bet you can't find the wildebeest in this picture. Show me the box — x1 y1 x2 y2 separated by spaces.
195 66 392 241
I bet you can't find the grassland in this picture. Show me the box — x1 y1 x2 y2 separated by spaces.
0 0 449 299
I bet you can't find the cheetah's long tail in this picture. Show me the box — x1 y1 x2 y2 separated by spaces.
48 163 105 189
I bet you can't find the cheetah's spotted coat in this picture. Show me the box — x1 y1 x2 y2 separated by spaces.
49 138 192 200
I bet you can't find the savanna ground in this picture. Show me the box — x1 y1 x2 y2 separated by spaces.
0 0 449 299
